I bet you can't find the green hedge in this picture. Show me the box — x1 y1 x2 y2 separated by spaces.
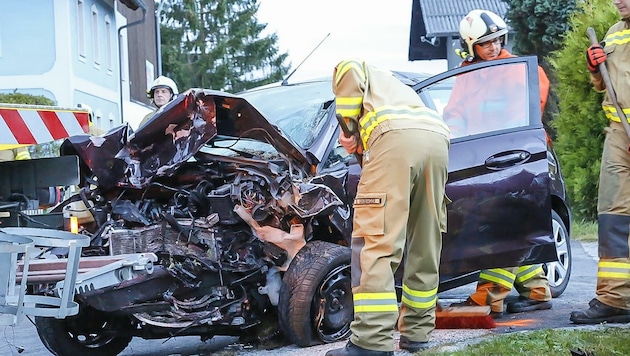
550 0 619 221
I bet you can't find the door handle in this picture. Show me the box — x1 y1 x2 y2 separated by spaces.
485 151 530 170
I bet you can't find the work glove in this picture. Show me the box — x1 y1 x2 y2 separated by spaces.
586 44 607 73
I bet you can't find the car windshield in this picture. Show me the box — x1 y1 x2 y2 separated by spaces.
239 81 334 149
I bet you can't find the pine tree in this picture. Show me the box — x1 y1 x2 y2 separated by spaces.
160 0 289 93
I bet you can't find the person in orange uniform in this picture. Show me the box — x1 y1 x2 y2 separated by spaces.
570 0 630 324
444 9 549 138
444 9 553 318
325 59 450 356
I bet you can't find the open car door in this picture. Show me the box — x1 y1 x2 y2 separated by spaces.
413 56 558 280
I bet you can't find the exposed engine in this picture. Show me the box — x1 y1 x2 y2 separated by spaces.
60 155 343 337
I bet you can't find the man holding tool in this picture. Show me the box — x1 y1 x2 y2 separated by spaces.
570 0 630 324
325 59 450 356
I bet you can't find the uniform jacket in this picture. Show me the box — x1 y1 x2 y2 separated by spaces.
592 19 630 122
333 60 449 150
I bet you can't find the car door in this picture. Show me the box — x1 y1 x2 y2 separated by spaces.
413 56 558 278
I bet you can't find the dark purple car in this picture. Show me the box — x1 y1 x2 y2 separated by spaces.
32 55 570 355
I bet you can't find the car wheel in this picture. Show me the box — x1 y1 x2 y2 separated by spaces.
278 240 352 347
35 304 133 356
544 210 571 298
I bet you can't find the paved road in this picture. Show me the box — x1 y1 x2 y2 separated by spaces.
0 241 614 356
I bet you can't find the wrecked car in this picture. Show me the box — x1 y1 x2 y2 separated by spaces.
31 55 570 356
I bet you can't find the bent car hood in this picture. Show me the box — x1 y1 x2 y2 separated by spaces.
61 89 312 189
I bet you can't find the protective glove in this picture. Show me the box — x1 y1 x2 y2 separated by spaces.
586 44 607 73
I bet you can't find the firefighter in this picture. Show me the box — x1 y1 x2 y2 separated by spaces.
0 147 31 162
139 75 179 127
445 9 553 317
570 0 630 324
325 59 450 356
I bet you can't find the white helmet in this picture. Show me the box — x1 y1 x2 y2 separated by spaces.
459 9 508 60
147 75 179 100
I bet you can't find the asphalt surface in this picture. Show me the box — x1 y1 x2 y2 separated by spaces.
1 240 626 356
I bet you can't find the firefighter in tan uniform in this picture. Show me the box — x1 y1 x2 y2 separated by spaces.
571 0 630 324
0 147 31 162
325 60 450 356
447 9 552 318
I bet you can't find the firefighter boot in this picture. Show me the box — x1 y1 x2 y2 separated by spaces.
325 341 393 356
507 296 552 313
399 336 429 352
570 298 630 324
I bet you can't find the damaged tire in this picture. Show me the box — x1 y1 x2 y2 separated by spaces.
279 240 352 347
35 304 133 356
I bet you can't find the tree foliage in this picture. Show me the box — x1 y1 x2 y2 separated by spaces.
502 0 578 138
160 0 289 93
549 0 619 221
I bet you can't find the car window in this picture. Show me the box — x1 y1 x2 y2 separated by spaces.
240 82 334 150
418 62 530 139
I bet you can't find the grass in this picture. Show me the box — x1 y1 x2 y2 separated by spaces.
420 326 630 355
571 219 597 242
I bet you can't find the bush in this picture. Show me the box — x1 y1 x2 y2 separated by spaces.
0 92 55 106
550 0 619 221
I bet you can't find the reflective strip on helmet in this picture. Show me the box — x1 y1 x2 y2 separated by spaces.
358 106 444 148
597 261 630 280
479 268 516 289
353 292 399 313
401 284 437 309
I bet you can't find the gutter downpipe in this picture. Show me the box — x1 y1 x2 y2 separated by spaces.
156 1 164 76
117 1 147 124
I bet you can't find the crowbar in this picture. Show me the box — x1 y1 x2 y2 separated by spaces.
587 27 630 150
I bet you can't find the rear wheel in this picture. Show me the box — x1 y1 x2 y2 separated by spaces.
545 210 571 298
278 240 352 347
35 304 133 356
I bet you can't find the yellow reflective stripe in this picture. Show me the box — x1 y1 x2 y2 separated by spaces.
336 96 363 118
15 151 31 160
358 106 444 147
602 105 630 123
401 284 437 309
334 60 365 86
604 28 630 46
597 261 630 280
515 265 544 283
353 292 399 313
479 268 515 289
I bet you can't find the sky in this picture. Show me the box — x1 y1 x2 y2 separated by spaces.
256 0 447 82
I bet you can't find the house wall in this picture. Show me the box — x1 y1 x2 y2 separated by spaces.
0 0 154 132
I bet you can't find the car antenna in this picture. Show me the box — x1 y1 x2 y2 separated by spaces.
281 32 330 86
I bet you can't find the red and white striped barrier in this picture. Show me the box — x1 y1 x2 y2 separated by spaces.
0 104 90 145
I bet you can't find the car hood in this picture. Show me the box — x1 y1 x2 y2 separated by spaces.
61 88 313 189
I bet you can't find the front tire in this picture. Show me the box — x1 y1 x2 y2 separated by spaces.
35 305 133 356
278 240 352 347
